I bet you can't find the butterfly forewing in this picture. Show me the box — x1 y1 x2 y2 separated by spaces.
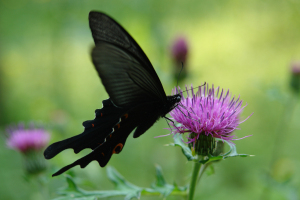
89 11 167 103
89 12 150 69
92 42 166 106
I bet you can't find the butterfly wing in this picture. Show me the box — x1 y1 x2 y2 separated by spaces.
51 107 135 177
44 99 124 160
92 42 167 107
89 11 167 106
89 12 161 79
49 100 161 177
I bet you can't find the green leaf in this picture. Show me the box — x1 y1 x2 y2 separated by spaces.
222 140 254 159
173 182 188 192
56 174 141 200
149 165 174 197
154 165 166 186
168 134 253 165
106 166 142 199
205 165 215 176
107 166 141 191
168 133 196 161
199 139 253 164
55 166 187 200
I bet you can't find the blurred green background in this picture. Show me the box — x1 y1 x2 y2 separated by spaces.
1 0 300 199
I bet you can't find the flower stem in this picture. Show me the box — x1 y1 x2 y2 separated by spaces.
188 161 202 200
259 94 297 200
197 163 208 184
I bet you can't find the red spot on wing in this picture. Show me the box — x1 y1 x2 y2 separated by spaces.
113 124 120 130
92 124 94 127
112 143 124 154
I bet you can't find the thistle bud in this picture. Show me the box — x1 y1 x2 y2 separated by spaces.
188 133 216 156
171 36 189 83
171 36 188 64
290 61 300 94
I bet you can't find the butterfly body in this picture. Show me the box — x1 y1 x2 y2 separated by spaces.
44 11 181 177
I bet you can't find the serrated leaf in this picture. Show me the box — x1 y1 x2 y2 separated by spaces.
65 175 78 191
55 167 187 200
57 174 141 200
169 134 196 161
154 165 166 186
173 182 188 192
107 166 141 191
150 165 174 197
222 140 253 159
198 139 253 164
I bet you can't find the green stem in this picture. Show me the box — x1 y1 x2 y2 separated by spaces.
36 175 49 200
188 162 202 200
197 163 208 184
269 95 297 166
259 94 297 200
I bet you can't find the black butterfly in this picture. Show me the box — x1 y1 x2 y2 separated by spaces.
44 11 181 177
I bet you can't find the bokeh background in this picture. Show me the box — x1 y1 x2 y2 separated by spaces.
1 0 300 199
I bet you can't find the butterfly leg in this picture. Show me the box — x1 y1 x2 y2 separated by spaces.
164 116 175 124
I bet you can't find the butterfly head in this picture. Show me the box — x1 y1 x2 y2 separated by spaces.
173 93 182 103
164 94 182 115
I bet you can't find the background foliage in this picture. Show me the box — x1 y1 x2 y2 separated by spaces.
0 0 300 199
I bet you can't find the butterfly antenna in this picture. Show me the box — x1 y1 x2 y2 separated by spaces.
181 82 206 94
164 116 175 125
164 117 175 134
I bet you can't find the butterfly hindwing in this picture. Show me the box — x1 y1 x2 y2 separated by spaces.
51 120 132 177
44 99 125 160
51 101 161 177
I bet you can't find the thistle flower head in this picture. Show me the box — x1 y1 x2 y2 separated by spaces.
5 123 50 174
169 84 252 155
6 123 50 153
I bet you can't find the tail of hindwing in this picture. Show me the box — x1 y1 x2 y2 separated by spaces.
45 99 151 176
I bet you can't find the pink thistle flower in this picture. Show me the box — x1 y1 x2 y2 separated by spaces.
169 84 252 154
6 123 50 153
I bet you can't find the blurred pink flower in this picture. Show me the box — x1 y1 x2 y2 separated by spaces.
290 61 300 93
171 36 188 64
291 61 300 75
6 123 50 153
169 84 252 148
